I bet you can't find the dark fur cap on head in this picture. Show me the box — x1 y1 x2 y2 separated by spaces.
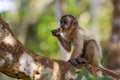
61 14 76 20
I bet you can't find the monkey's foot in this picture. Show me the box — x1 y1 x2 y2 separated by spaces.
69 59 78 66
75 57 88 64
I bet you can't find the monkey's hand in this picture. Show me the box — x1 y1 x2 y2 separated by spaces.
51 28 62 36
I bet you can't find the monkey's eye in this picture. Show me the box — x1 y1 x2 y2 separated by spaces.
73 21 78 26
62 20 67 25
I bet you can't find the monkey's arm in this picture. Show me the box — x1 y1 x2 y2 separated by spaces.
57 35 71 52
69 40 88 66
69 46 88 66
70 39 84 59
51 29 71 52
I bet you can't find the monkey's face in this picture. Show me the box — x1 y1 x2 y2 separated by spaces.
60 15 78 32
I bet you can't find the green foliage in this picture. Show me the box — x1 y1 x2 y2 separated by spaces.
25 6 61 59
76 68 113 80
98 1 113 40
99 76 113 80
76 68 96 80
66 0 90 17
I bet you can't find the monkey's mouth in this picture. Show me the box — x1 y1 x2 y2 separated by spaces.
60 26 65 32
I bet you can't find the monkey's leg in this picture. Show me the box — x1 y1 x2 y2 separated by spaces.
84 40 100 78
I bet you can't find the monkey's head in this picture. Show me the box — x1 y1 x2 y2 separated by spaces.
60 15 78 32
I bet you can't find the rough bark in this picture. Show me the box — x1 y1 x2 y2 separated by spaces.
0 15 79 80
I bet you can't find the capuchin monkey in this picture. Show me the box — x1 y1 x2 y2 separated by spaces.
51 15 120 78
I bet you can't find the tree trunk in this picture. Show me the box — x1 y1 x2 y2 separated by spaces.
110 0 120 43
107 0 120 70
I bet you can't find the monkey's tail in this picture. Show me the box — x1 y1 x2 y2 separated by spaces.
96 65 120 78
